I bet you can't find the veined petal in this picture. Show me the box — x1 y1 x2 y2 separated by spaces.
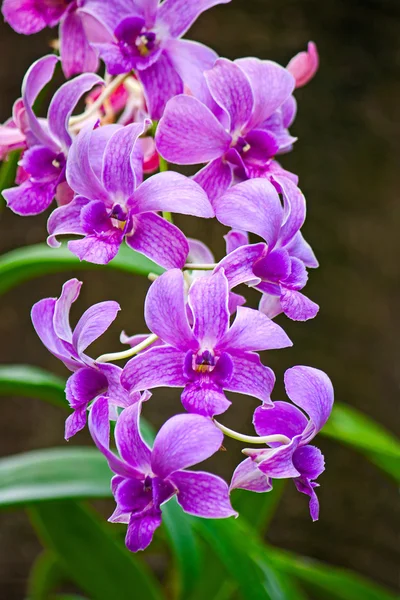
151 413 223 478
156 0 231 38
235 58 295 131
224 230 250 254
171 470 237 518
230 457 273 493
286 231 319 269
65 367 107 410
225 352 275 404
114 402 152 472
181 379 231 417
205 58 254 133
276 177 306 246
2 0 66 33
253 401 308 443
188 270 229 348
155 95 231 164
214 179 283 247
218 306 292 353
187 238 215 264
72 300 120 356
48 73 103 151
3 178 58 216
102 122 146 198
65 407 87 440
127 212 189 269
88 396 142 478
139 52 183 120
258 292 283 319
133 171 214 217
280 288 319 321
126 511 162 552
284 366 334 441
54 278 82 343
60 11 99 78
144 269 196 351
193 158 232 204
216 243 266 289
122 346 187 393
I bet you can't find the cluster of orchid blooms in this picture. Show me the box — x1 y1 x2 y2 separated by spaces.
1 0 334 552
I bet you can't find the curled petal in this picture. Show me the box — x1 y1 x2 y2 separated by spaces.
284 366 334 441
151 413 223 478
47 195 89 248
294 477 320 521
293 445 325 480
171 470 237 518
215 179 283 248
31 298 77 370
230 457 272 493
54 278 82 343
157 0 231 38
72 300 120 356
102 122 146 197
255 436 302 478
253 401 308 443
64 407 87 440
287 42 319 89
216 243 266 289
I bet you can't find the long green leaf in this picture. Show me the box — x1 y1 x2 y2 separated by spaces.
266 546 397 600
29 501 164 600
324 403 400 458
231 480 285 532
0 243 163 295
0 365 66 408
0 447 112 507
27 550 65 600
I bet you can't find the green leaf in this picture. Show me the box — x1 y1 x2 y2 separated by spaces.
322 403 400 481
163 498 201 600
29 501 164 600
193 517 276 600
0 447 112 507
266 546 398 600
231 480 285 532
27 550 65 600
0 243 163 296
0 365 66 408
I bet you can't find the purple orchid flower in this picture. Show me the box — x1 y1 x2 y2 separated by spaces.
213 178 319 321
93 0 230 119
230 366 334 521
31 278 134 440
47 121 213 267
121 269 292 417
2 55 103 216
89 395 237 551
156 57 298 202
1 0 118 78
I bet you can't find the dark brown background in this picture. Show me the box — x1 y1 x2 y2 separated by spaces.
0 0 399 597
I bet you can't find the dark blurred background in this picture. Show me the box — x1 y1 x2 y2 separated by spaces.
0 0 399 597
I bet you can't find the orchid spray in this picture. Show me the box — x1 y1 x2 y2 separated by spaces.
1 0 333 553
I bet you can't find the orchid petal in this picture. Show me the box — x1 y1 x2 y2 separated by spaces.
253 401 308 443
60 11 99 78
72 300 120 356
193 158 232 204
54 278 82 343
157 0 231 38
188 270 229 347
230 457 273 493
225 352 275 404
114 402 152 472
122 346 187 393
171 470 237 518
280 288 319 321
139 51 183 120
102 122 146 197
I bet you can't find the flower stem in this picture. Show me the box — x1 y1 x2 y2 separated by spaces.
69 73 132 129
96 333 159 363
183 263 217 270
158 156 173 222
213 419 291 445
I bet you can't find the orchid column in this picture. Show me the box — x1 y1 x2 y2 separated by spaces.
0 0 332 552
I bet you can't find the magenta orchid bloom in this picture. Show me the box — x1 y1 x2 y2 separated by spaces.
122 269 292 417
156 57 299 201
3 55 103 216
31 278 133 440
214 178 319 321
94 0 230 118
47 121 214 267
231 366 334 521
89 395 237 551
